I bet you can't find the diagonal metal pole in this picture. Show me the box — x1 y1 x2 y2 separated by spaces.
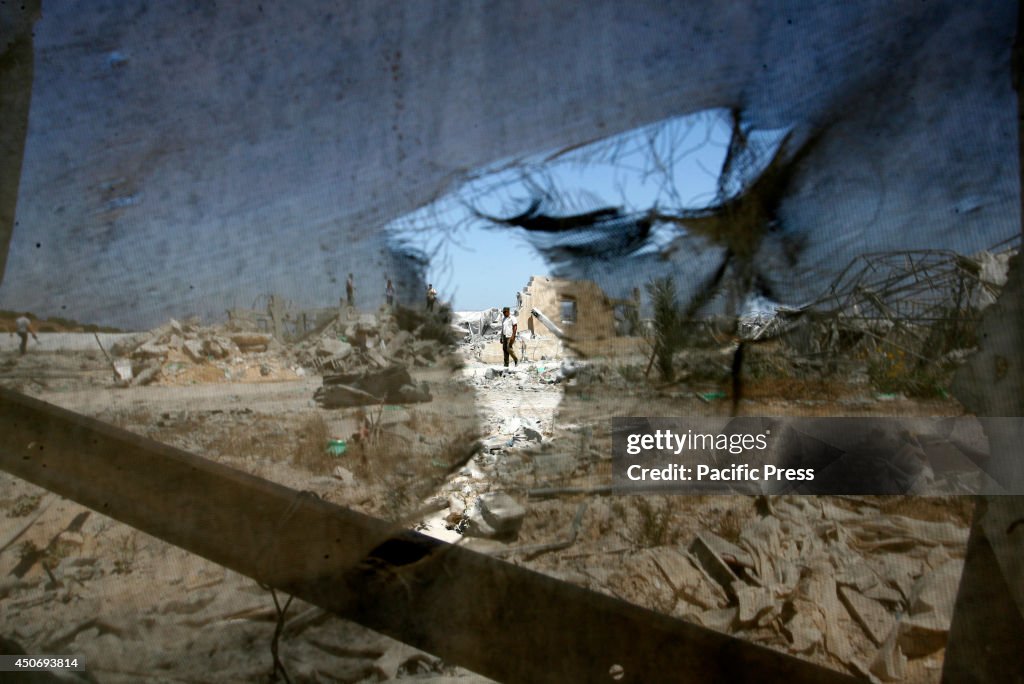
0 388 857 684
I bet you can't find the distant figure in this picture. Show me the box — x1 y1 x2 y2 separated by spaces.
426 283 437 312
628 286 642 335
13 313 38 355
385 278 395 307
346 273 355 307
501 306 518 367
516 290 523 313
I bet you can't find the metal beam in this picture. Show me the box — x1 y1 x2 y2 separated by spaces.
0 388 856 683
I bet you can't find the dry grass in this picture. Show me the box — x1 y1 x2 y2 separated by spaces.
742 376 840 401
291 412 333 473
714 508 745 543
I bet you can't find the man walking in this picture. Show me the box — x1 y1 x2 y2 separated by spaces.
500 306 518 367
385 278 395 307
13 313 38 355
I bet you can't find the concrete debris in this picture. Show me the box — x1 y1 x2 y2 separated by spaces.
112 357 133 383
589 495 970 676
734 584 776 626
131 365 160 386
696 530 754 570
315 365 431 407
520 422 543 443
332 466 357 486
783 612 823 654
689 533 740 599
464 492 525 540
317 337 352 359
103 307 451 390
871 624 909 681
895 559 963 657
648 547 728 611
838 585 896 646
106 317 296 386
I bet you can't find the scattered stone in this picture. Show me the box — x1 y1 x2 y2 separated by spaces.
112 358 133 383
229 333 271 352
839 585 895 646
689 534 740 599
896 559 963 657
317 337 352 359
871 625 908 681
133 341 168 359
783 612 822 653
447 495 467 518
521 422 543 443
131 365 161 386
332 466 357 485
182 339 205 362
465 492 525 540
735 584 776 626
315 365 431 407
648 547 727 610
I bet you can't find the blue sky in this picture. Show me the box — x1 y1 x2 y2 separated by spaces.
391 111 735 311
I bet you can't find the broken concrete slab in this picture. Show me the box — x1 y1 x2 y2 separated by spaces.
182 339 205 362
696 607 738 634
316 337 352 359
385 330 412 356
783 612 823 654
521 424 543 443
133 341 169 359
315 365 431 407
897 558 963 657
648 547 728 610
331 466 356 486
689 534 740 600
464 492 525 540
130 365 160 386
870 625 908 682
838 585 895 646
735 584 775 626
112 358 133 383
366 348 388 368
697 530 754 570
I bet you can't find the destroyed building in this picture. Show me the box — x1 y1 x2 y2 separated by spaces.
518 276 618 342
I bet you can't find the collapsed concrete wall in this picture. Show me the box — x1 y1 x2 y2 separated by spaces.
519 276 617 342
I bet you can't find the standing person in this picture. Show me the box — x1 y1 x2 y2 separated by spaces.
516 290 523 313
346 273 356 307
13 313 38 355
385 278 395 307
425 283 437 312
500 306 518 367
627 286 642 335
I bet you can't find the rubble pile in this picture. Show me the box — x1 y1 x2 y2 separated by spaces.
590 496 967 681
294 313 442 375
295 311 457 408
108 318 301 386
106 310 452 392
314 365 432 408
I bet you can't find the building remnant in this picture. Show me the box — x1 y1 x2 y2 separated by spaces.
517 276 617 342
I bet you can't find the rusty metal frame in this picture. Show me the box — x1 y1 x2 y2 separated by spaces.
0 388 857 684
